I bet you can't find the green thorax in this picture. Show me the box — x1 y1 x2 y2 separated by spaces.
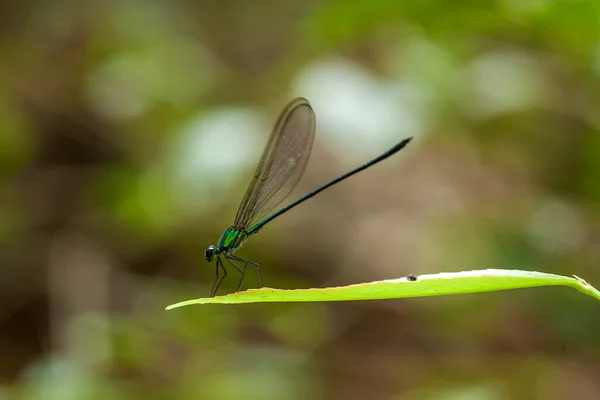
217 227 249 254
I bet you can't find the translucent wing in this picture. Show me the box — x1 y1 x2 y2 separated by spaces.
233 98 315 230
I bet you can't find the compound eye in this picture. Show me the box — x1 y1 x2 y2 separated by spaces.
205 246 216 261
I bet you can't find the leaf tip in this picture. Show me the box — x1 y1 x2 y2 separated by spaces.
165 299 202 310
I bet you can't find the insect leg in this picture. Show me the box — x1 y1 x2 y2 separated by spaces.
209 256 227 298
224 255 248 292
227 254 263 289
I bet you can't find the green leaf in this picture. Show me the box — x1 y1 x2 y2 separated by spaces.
165 269 600 309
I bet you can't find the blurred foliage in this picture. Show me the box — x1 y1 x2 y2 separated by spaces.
0 0 599 399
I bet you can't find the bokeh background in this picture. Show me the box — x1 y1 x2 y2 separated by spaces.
1 1 599 399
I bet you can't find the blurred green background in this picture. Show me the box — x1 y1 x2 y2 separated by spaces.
1 1 599 399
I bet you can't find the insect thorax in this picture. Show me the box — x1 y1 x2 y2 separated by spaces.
217 227 248 254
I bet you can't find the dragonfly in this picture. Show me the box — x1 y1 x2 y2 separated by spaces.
205 97 412 297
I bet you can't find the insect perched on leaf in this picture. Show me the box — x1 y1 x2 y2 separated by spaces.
205 98 412 297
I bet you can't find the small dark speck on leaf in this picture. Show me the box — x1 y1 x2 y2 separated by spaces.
407 274 418 281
